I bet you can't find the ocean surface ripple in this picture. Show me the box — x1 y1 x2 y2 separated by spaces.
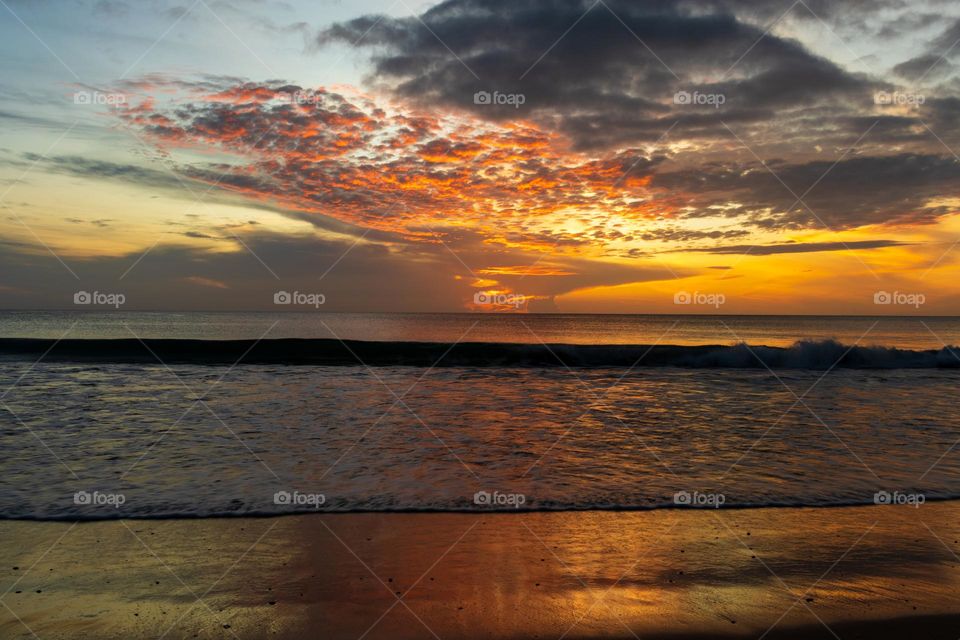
1 361 957 519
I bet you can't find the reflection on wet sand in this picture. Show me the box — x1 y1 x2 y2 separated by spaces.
2 503 960 639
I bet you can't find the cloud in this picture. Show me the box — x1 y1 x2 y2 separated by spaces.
931 17 960 53
0 227 682 311
89 73 960 254
317 0 881 150
673 239 910 255
653 153 960 229
640 227 750 242
889 17 960 82
65 217 113 228
24 153 188 191
107 78 679 255
892 54 953 80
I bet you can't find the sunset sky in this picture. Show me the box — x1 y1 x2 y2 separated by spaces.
2 0 960 313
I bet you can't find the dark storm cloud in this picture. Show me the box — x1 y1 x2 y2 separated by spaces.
703 0 909 22
888 17 960 82
317 0 880 149
922 95 960 134
892 54 953 80
675 239 909 255
653 153 960 229
0 229 683 311
931 17 960 53
0 232 466 311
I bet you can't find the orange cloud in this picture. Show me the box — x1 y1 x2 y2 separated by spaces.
114 80 671 256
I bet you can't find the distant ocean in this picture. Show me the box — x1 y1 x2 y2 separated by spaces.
2 310 960 347
1 311 958 520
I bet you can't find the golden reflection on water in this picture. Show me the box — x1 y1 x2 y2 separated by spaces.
271 504 960 639
1 503 959 639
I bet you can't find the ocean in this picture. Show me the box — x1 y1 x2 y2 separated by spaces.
1 311 958 519
2 310 960 347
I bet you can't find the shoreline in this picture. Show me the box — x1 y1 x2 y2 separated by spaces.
1 496 958 521
4 309 960 318
3 502 960 639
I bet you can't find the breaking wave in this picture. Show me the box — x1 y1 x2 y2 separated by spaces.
1 337 958 369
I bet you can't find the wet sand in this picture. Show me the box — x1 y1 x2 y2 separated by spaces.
1 502 959 639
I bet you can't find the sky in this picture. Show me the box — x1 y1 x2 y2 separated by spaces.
1 0 959 314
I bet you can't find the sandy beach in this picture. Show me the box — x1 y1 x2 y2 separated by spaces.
2 502 959 639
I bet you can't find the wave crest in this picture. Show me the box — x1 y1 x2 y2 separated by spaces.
1 337 958 369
